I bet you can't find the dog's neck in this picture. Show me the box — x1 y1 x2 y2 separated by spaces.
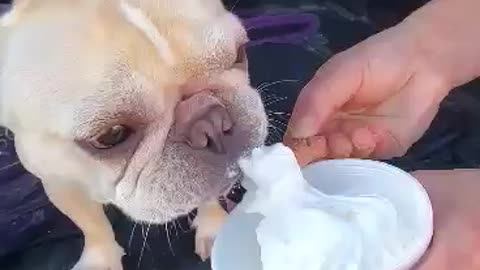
0 16 8 126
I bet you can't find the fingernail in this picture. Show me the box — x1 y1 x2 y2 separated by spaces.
288 115 316 138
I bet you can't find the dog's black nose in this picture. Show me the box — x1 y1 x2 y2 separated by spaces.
187 105 232 153
174 93 233 154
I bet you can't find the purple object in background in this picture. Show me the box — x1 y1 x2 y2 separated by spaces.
241 13 320 47
0 129 55 257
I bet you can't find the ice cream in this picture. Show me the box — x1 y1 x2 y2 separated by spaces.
237 144 416 270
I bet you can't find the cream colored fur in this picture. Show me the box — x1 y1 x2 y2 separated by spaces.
0 0 267 269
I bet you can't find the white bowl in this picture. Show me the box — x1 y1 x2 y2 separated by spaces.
211 159 433 270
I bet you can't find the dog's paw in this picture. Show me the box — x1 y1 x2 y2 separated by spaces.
194 231 215 262
192 201 228 261
72 242 125 270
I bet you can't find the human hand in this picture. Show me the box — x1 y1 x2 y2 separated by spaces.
284 0 480 166
411 169 480 270
284 22 449 166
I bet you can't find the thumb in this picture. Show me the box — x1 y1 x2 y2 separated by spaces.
286 54 364 138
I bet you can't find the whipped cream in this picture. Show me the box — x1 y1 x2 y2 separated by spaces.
238 144 410 270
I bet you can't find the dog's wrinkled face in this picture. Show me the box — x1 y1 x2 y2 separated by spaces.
0 0 267 223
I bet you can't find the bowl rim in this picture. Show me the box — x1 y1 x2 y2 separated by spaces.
212 159 434 270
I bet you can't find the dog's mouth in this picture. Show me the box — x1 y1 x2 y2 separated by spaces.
219 181 246 213
217 163 243 197
219 168 246 212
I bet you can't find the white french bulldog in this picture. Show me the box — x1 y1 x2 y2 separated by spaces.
0 0 268 269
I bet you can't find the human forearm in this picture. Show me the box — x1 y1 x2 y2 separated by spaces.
401 0 480 89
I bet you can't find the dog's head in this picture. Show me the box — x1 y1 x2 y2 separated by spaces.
0 0 267 223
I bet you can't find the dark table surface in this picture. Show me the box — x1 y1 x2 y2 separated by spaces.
1 0 480 269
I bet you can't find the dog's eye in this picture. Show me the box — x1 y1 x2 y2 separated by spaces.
91 125 132 149
234 45 247 65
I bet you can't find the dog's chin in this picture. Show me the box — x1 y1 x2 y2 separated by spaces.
114 175 240 224
112 142 249 223
113 192 200 224
113 139 255 224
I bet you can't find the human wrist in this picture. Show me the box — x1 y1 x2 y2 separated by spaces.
401 0 480 91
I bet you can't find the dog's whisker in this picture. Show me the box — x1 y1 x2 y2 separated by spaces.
270 119 289 129
259 90 285 98
0 161 20 171
0 139 11 156
136 225 144 269
268 117 290 125
3 129 14 140
264 96 288 107
136 224 151 269
266 110 290 114
256 79 300 96
172 220 180 236
256 79 300 92
268 121 283 132
262 98 284 106
0 138 8 149
256 82 268 93
128 222 138 252
261 94 283 103
267 112 291 123
270 129 283 142
257 85 276 95
302 43 333 58
270 128 286 140
229 0 241 12
268 118 288 138
175 220 183 233
266 131 281 145
175 219 188 233
256 79 300 93
145 224 151 242
266 110 291 117
171 220 177 234
268 123 282 136
267 124 283 143
165 222 176 256
259 92 288 101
